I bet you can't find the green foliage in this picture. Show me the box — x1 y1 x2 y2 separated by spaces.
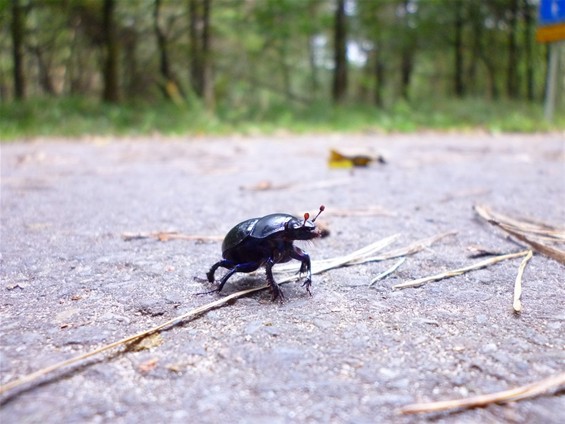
2 0 554 122
1 97 562 141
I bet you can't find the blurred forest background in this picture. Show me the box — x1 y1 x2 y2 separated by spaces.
1 0 563 138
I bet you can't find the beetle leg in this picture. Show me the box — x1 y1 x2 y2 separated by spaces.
219 262 262 292
290 246 312 295
218 267 241 292
206 260 232 283
207 260 261 293
265 259 285 302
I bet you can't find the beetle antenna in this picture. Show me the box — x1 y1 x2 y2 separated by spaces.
302 212 310 227
311 205 325 222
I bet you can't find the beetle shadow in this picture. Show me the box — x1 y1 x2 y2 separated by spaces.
222 276 265 294
194 273 266 297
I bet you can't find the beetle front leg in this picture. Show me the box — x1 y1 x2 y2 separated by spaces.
290 246 312 295
265 259 285 302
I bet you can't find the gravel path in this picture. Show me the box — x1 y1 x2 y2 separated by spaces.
1 133 564 423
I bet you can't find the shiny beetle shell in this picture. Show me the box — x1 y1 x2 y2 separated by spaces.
205 206 325 302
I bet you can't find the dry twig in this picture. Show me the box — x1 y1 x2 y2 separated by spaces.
122 231 223 242
474 204 565 264
275 234 400 275
400 372 565 414
393 250 530 290
466 244 507 258
0 286 262 396
325 206 396 217
241 178 351 192
369 257 406 286
1 235 408 396
363 231 457 262
513 250 533 313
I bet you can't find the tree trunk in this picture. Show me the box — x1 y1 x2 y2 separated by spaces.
31 46 55 95
522 0 535 101
11 0 26 100
154 0 171 81
399 0 414 101
308 36 319 98
332 0 347 104
400 51 413 100
453 0 464 97
506 0 519 98
189 0 199 95
122 28 140 99
279 42 292 102
466 2 482 95
484 56 499 100
154 0 182 101
307 2 320 98
189 0 213 108
482 26 499 100
201 0 213 109
374 49 385 108
102 0 119 103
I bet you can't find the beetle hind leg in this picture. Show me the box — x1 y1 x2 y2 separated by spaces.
206 260 229 283
206 260 262 294
206 260 237 293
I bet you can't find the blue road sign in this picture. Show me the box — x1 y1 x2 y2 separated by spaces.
539 0 565 26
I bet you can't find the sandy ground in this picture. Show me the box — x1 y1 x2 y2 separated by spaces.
1 133 564 423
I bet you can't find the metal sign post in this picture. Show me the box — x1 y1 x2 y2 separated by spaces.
537 0 565 122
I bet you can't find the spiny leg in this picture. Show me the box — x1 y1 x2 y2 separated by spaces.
290 246 312 295
265 259 284 302
207 260 232 283
207 261 262 294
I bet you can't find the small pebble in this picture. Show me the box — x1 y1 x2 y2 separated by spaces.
475 314 488 324
481 342 498 353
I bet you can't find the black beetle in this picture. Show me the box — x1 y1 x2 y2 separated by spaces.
206 205 325 301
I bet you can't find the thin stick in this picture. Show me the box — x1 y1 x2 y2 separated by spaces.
400 372 565 414
513 250 533 313
278 231 455 274
274 234 401 275
474 204 565 264
1 235 402 396
474 204 565 237
122 232 223 242
392 250 530 290
369 257 406 287
352 231 457 264
500 226 565 265
326 206 396 217
0 287 263 396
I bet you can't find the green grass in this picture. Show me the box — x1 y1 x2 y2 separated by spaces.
1 96 563 141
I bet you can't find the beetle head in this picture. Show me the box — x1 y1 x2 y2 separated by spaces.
286 205 325 240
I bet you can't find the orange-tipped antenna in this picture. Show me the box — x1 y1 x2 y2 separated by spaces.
302 212 310 227
312 205 325 222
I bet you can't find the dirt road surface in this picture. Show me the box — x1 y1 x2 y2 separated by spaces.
1 133 564 423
